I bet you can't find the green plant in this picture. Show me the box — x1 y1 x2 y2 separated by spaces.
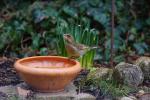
0 0 149 63
97 79 135 97
56 19 99 69
79 75 137 98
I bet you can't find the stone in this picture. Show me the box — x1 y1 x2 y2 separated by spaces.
119 96 136 100
17 87 30 96
128 96 137 100
136 90 148 98
138 90 145 95
0 85 19 100
0 92 8 100
17 82 77 100
74 93 96 100
0 82 96 100
138 86 150 93
0 83 96 100
87 67 113 80
0 85 17 95
138 93 150 100
35 85 77 99
135 57 150 80
113 62 144 87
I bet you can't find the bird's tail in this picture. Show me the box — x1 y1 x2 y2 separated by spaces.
90 46 99 50
86 46 99 52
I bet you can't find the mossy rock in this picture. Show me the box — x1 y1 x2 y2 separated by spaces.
87 67 113 80
113 62 144 87
135 57 150 80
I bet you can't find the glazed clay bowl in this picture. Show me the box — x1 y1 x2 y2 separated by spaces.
14 56 81 92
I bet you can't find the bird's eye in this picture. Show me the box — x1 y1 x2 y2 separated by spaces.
67 35 71 37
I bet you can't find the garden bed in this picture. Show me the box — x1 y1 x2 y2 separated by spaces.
0 57 149 100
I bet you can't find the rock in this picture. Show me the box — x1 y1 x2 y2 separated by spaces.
128 96 137 100
138 90 145 95
119 96 137 100
0 92 8 100
138 86 150 93
87 67 113 80
0 82 82 100
74 93 96 100
17 86 30 97
113 62 144 87
0 82 94 100
135 89 150 100
0 85 18 100
17 82 77 100
135 57 150 80
138 93 150 100
0 85 17 95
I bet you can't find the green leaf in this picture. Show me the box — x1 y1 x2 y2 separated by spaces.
32 34 41 49
114 55 125 63
133 42 148 54
32 9 48 23
44 6 58 18
130 27 137 34
39 47 48 56
146 18 150 25
63 6 78 18
89 0 100 7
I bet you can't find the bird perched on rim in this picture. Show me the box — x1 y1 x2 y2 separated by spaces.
63 34 98 59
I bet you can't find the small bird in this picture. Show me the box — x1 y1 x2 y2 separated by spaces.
63 34 98 59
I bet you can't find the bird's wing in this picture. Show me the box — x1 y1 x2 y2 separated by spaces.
65 44 80 57
76 43 89 50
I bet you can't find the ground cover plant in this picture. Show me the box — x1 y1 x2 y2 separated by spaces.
0 0 149 61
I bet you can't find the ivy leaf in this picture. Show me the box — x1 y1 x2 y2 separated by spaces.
133 42 148 54
87 8 109 28
32 9 48 23
95 13 109 27
63 6 78 18
114 55 125 63
146 18 150 25
39 47 48 56
44 6 58 18
130 27 137 34
32 34 41 49
104 49 110 61
128 34 135 41
134 19 143 30
105 37 123 50
89 0 100 7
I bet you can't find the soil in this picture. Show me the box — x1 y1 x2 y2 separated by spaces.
0 57 22 86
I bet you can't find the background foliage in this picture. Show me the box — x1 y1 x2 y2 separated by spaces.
0 0 149 64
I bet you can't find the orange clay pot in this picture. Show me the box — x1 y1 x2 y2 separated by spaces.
14 56 81 92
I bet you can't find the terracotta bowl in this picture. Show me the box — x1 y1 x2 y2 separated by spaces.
14 56 81 92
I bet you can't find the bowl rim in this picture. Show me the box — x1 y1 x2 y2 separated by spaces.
14 56 81 75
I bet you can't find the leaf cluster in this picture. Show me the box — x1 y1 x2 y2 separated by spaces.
0 0 149 62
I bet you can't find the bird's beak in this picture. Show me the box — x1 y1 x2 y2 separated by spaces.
63 34 68 40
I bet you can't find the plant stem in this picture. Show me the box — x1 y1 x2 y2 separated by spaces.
110 0 115 67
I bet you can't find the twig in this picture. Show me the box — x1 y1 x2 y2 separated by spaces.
21 37 31 49
125 31 129 46
110 0 115 67
2 44 10 57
